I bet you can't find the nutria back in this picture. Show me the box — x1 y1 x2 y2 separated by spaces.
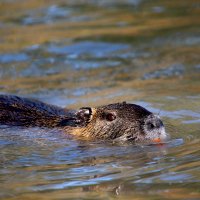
0 95 76 127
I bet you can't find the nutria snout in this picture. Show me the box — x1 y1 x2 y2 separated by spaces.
0 95 169 144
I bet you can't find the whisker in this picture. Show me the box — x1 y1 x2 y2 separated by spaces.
157 109 162 116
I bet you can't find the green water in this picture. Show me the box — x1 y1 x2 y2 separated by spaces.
0 0 200 199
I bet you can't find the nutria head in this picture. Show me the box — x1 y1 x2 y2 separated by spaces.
75 102 169 143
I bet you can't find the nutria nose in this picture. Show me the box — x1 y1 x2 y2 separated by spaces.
155 118 164 128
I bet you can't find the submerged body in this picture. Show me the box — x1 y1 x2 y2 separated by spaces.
0 95 169 143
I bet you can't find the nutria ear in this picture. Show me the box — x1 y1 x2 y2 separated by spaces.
76 107 93 125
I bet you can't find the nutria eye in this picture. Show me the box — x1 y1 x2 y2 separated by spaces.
148 123 155 130
106 113 116 121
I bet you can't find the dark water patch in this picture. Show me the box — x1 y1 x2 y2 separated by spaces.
152 34 200 47
142 63 185 80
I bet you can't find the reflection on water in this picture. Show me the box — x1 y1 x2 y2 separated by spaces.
47 41 130 56
142 63 185 80
0 0 200 199
0 53 29 64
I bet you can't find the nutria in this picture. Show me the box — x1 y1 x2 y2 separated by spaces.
0 95 169 143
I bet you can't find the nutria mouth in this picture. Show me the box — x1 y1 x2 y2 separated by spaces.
0 95 170 143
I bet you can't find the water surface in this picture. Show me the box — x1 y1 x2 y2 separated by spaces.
0 0 200 199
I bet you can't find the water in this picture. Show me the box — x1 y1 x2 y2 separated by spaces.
0 0 200 199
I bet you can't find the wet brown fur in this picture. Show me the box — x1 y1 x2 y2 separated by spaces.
0 95 76 128
0 95 167 142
